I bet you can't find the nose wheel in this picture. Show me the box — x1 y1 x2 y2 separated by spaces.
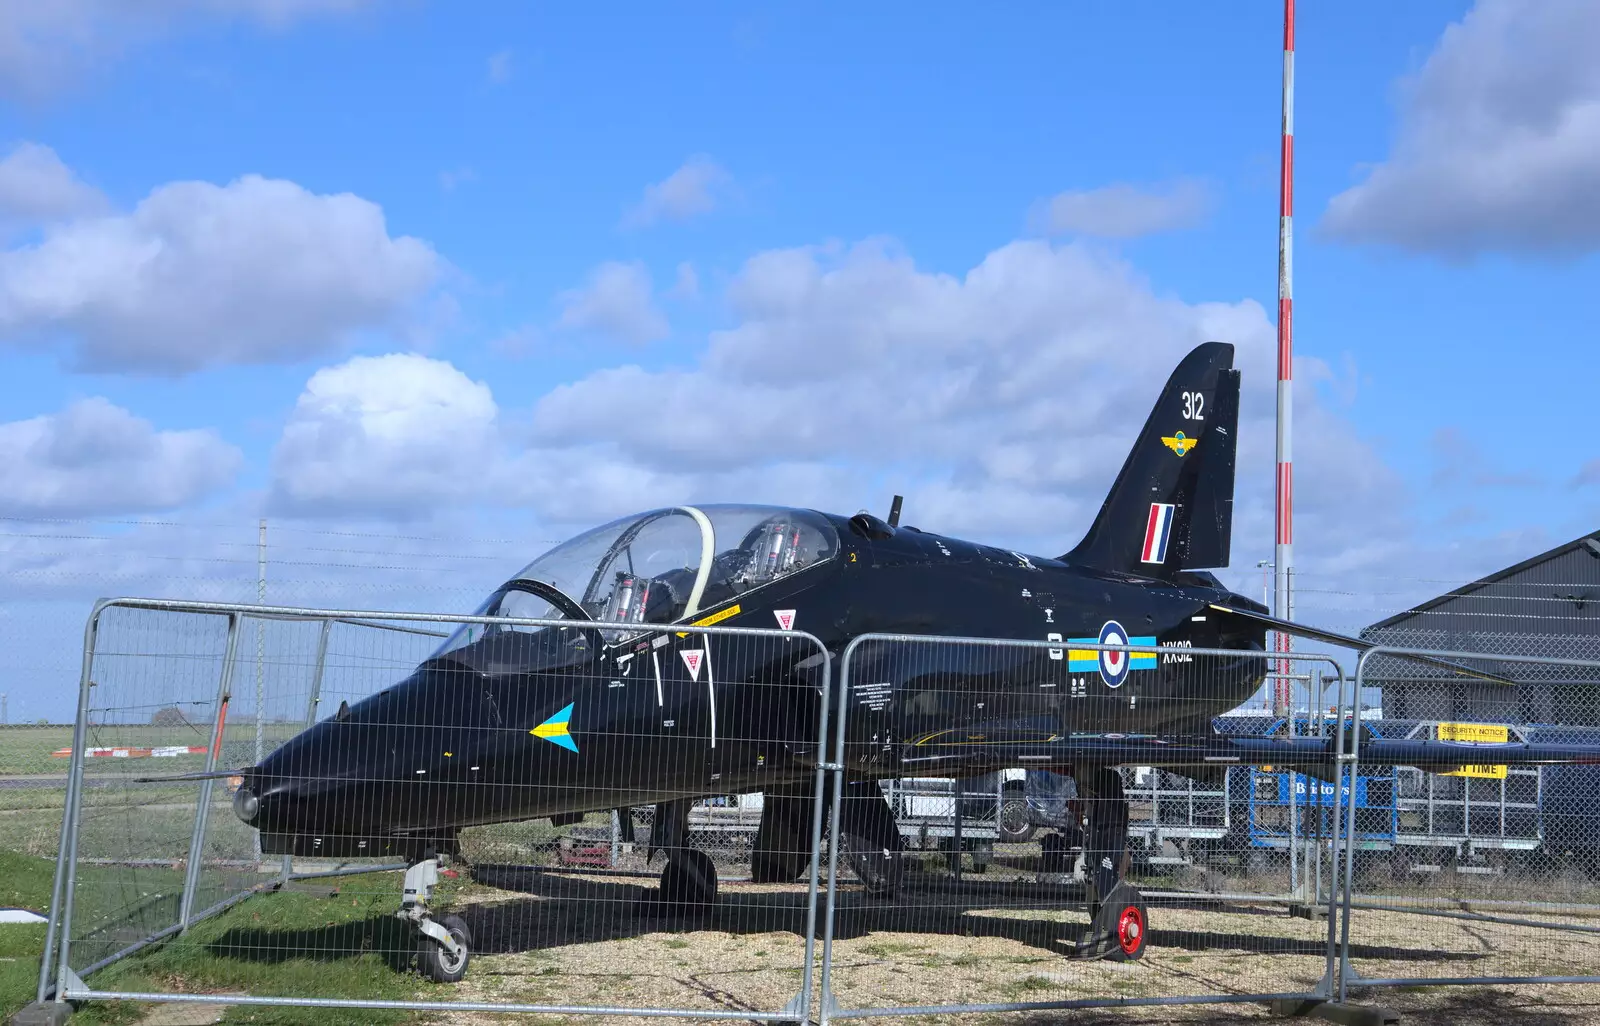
417 914 472 983
398 854 471 982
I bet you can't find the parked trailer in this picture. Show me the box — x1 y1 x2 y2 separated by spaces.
1242 765 1398 857
1213 713 1397 862
674 775 1004 869
1369 719 1542 874
886 775 1002 871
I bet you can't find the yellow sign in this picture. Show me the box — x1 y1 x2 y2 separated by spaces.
693 603 741 627
678 603 741 636
1161 431 1197 456
1442 764 1508 780
1438 722 1509 743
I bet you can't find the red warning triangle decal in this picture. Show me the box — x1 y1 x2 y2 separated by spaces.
680 649 704 681
773 609 796 631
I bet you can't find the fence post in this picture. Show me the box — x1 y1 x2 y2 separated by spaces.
38 602 106 1003
1288 700 1300 898
817 637 860 1026
1336 656 1367 1002
790 647 832 1024
1315 667 1348 1000
179 613 243 930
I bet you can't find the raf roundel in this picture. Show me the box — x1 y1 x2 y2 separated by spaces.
1098 620 1132 688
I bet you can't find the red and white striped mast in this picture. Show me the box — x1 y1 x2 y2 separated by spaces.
1273 0 1296 716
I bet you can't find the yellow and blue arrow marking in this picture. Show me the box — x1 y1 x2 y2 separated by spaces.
530 702 578 753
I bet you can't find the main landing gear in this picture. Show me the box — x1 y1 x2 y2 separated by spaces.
1071 768 1147 961
399 851 473 982
642 799 719 915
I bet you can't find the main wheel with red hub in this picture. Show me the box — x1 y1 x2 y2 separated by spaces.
1073 882 1148 961
1108 899 1147 961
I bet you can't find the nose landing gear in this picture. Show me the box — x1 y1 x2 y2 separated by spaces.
399 853 472 982
641 799 720 916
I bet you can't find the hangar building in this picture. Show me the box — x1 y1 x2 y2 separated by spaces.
1359 531 1600 726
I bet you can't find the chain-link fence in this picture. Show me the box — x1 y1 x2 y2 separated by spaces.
35 598 835 1022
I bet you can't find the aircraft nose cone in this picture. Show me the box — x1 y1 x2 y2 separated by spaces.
232 781 260 825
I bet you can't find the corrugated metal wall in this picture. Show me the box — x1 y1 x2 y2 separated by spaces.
1362 542 1600 725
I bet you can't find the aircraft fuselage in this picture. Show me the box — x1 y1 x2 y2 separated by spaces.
241 512 1267 858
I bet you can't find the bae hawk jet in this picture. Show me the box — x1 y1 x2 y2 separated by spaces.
209 341 1600 979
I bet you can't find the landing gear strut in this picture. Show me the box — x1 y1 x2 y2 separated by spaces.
399 851 472 982
1072 768 1146 961
836 780 905 899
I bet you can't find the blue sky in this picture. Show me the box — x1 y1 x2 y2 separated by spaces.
1 1 1598 719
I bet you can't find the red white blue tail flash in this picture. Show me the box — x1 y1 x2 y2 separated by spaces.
1140 503 1175 564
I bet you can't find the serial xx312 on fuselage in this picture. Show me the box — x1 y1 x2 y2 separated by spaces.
222 340 1595 978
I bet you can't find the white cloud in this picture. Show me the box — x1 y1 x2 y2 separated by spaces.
1035 180 1213 239
0 0 376 99
269 353 499 516
0 170 440 374
0 142 105 227
621 156 732 229
1322 0 1600 256
0 397 240 516
254 235 1522 647
555 260 669 344
486 49 513 85
527 238 1394 576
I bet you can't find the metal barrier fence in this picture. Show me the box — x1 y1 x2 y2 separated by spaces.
816 634 1354 1023
33 598 834 1022
1337 645 1600 1002
26 607 1600 1023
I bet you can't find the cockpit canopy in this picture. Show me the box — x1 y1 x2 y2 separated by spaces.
434 505 838 658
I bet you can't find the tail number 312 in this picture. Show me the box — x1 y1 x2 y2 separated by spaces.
1181 391 1205 420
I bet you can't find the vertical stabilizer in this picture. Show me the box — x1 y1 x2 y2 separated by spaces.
1063 342 1240 575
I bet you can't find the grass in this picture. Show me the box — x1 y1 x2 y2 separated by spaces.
0 852 68 1023
0 849 453 1026
0 726 75 776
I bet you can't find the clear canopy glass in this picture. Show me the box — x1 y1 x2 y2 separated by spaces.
434 504 839 657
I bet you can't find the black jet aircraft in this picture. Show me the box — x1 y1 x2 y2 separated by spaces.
212 341 1600 979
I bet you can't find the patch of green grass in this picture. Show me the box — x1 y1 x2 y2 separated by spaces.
0 726 75 775
860 941 926 958
0 850 57 912
999 974 1059 1000
0 856 442 1026
663 937 690 950
82 885 428 1025
0 925 52 1024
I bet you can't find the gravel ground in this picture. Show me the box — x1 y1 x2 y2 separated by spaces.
415 867 1600 1026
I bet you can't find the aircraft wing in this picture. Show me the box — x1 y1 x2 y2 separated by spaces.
899 731 1600 777
1205 602 1520 687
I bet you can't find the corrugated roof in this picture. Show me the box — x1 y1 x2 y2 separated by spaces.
1362 530 1600 635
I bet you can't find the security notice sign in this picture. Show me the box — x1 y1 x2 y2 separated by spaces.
1437 722 1510 743
1437 722 1509 778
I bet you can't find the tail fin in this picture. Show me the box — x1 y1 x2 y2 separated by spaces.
1063 341 1239 576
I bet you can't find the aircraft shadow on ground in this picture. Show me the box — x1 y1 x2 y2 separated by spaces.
465 865 1477 964
199 865 1480 968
